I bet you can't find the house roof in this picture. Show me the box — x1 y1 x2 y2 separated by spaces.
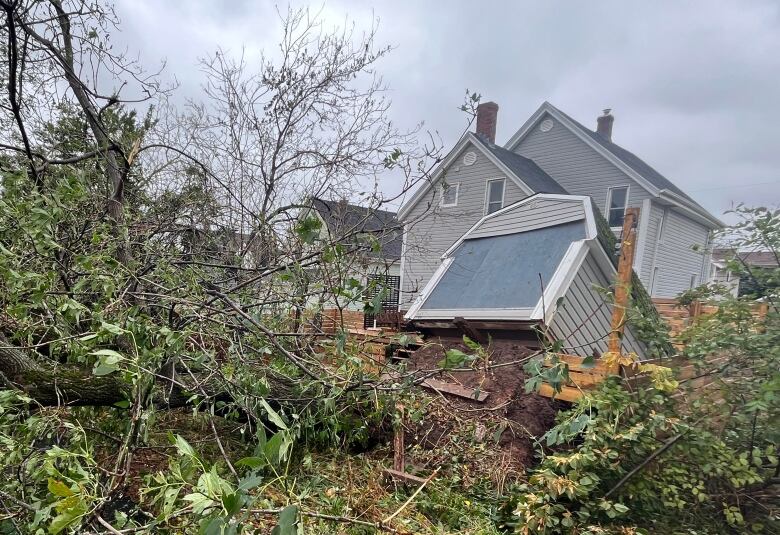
551 105 697 205
472 134 568 195
309 197 403 261
712 248 779 268
506 102 723 229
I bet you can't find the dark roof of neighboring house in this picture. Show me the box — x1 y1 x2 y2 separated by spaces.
712 248 779 268
548 103 702 208
309 197 403 260
473 134 569 195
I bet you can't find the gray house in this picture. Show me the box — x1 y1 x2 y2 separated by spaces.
404 194 646 358
398 101 722 307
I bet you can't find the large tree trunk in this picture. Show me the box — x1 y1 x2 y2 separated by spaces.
0 334 302 413
0 334 130 406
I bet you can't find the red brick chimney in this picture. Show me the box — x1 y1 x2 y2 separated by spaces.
597 108 614 141
476 101 499 143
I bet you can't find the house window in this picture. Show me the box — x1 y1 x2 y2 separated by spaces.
690 274 697 289
606 186 629 227
441 182 459 207
486 178 505 214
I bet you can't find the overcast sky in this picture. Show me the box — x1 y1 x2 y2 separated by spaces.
115 0 780 223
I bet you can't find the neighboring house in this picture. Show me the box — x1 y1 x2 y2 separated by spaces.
709 248 779 298
404 194 646 359
308 197 403 326
399 101 722 307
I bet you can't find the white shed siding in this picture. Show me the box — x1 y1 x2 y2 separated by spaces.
468 198 585 239
550 251 644 357
512 113 654 210
401 142 529 306
646 208 710 298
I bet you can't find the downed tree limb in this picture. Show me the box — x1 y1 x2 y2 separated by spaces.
0 333 300 412
0 333 130 406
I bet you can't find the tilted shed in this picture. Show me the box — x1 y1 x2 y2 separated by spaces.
404 194 647 358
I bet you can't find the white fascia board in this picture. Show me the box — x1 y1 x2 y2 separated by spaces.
442 193 593 258
409 308 536 320
397 133 536 221
403 257 454 320
633 198 652 271
658 190 724 229
531 240 589 322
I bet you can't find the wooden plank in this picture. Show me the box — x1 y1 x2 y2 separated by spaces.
422 378 489 402
383 468 428 485
566 370 607 388
393 403 405 472
537 383 586 402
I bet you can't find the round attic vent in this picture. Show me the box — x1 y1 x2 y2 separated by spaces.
539 118 554 132
462 151 477 166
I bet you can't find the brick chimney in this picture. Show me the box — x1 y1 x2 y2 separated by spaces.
476 101 499 143
597 108 614 141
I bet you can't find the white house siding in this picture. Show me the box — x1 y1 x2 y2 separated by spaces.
401 142 529 307
550 250 645 357
468 197 585 240
645 207 710 298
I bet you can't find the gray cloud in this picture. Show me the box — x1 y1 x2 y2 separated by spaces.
115 0 780 222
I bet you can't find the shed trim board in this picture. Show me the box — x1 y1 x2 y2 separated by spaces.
442 193 597 258
397 132 536 221
504 102 722 229
532 240 589 323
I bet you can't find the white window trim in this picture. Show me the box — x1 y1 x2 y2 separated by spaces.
484 178 506 215
440 182 459 207
605 184 631 229
656 208 667 244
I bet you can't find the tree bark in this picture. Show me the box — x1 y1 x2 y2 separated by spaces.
0 334 130 406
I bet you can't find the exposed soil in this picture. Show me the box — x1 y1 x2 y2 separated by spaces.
404 337 562 474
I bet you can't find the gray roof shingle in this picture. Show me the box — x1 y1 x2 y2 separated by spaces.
310 197 403 261
473 134 569 195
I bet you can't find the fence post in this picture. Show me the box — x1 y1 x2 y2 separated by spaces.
608 207 639 369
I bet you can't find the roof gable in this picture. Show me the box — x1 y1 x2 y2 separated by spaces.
397 132 564 221
505 102 722 228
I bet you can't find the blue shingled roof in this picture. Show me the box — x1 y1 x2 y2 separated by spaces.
473 134 569 195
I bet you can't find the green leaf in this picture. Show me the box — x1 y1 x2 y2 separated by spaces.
47 479 73 498
271 505 298 535
260 399 288 430
172 434 197 458
438 348 475 369
100 321 125 335
235 456 266 469
113 400 131 409
462 336 480 351
581 354 596 368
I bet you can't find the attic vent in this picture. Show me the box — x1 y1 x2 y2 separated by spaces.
539 118 554 132
463 151 477 166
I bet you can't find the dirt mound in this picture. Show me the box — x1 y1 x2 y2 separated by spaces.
405 337 561 474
